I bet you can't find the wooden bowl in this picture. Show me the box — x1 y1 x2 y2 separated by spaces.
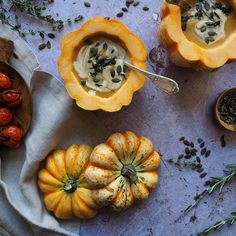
215 87 236 132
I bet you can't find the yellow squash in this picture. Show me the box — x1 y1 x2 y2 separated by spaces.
158 1 236 70
38 144 99 220
85 131 160 211
58 16 147 112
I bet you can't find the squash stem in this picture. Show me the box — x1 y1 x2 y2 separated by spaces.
63 179 77 193
121 164 137 182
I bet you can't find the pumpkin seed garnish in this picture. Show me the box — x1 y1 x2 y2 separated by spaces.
183 140 190 146
89 47 98 58
208 31 217 36
123 65 127 73
122 7 128 12
110 69 115 78
133 1 140 7
181 0 232 45
203 1 210 11
112 78 121 83
103 42 108 50
196 156 201 163
81 81 86 86
93 78 100 83
116 65 122 74
200 25 207 32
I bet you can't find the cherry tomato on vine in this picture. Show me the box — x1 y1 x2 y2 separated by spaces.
0 107 13 126
0 126 23 148
1 89 22 108
0 73 12 91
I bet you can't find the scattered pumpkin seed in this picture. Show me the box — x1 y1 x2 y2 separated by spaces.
197 167 204 173
185 148 190 155
184 140 190 146
205 150 211 158
122 7 128 12
133 1 140 7
143 6 149 11
185 155 192 159
48 33 55 39
200 172 207 178
38 43 46 50
197 138 203 144
208 31 217 36
84 2 91 7
39 31 45 39
220 135 226 147
46 40 51 49
196 156 201 163
201 147 207 155
74 15 83 22
116 12 124 18
200 142 205 148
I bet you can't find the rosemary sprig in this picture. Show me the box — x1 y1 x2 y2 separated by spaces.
196 212 236 236
184 164 236 215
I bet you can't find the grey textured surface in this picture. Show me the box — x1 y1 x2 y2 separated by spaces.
1 0 236 236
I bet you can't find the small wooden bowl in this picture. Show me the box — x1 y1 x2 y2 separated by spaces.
215 87 236 132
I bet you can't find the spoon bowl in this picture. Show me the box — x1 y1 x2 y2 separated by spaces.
215 87 236 132
124 61 179 95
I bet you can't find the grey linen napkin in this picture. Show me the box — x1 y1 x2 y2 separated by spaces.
0 24 109 236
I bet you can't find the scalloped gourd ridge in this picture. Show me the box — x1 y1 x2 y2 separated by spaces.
58 16 147 112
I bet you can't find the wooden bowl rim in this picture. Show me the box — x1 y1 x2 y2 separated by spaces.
215 87 236 132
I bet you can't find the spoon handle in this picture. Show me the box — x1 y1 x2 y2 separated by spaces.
124 61 179 95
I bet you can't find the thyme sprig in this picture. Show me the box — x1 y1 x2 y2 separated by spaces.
196 211 236 236
0 0 83 38
184 164 236 215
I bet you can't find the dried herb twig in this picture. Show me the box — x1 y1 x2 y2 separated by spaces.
184 164 236 215
196 212 236 236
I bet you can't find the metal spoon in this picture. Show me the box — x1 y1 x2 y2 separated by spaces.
124 61 179 95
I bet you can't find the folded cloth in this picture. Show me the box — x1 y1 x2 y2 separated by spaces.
0 23 110 236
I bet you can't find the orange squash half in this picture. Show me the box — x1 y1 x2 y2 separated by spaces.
58 17 147 112
158 1 236 70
